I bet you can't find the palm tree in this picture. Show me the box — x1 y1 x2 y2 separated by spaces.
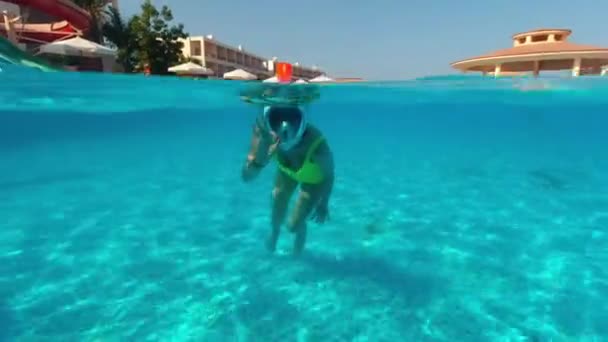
102 6 134 72
102 6 128 48
72 0 108 43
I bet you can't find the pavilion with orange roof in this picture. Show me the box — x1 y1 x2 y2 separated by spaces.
451 29 608 77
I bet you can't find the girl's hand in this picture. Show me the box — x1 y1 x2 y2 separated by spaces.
267 133 280 157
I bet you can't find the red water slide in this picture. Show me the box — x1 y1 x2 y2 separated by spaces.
2 0 91 43
6 0 91 30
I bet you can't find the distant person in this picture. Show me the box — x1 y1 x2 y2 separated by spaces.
241 105 334 256
143 63 151 76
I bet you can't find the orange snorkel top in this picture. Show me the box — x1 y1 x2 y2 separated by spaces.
276 62 293 83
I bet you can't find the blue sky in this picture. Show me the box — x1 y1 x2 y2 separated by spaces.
120 0 608 80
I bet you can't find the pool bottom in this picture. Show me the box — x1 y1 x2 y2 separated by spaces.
0 127 606 341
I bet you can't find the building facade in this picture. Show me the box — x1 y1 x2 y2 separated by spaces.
179 35 323 80
451 28 608 77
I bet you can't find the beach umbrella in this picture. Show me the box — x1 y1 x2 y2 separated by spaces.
38 36 116 57
168 62 213 75
224 68 257 80
309 74 334 83
262 76 278 83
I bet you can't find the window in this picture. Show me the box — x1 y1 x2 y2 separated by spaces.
191 41 202 56
531 34 548 43
204 42 217 58
217 47 226 59
554 34 562 41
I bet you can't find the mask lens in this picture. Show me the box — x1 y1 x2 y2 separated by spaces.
277 121 294 142
266 106 302 135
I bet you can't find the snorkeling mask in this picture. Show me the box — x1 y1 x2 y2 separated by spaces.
263 105 307 151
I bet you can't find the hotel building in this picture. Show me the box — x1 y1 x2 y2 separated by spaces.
451 28 608 77
179 35 323 80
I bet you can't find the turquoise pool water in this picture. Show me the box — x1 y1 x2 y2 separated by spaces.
1 66 607 341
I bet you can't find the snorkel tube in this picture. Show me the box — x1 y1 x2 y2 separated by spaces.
276 62 293 83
